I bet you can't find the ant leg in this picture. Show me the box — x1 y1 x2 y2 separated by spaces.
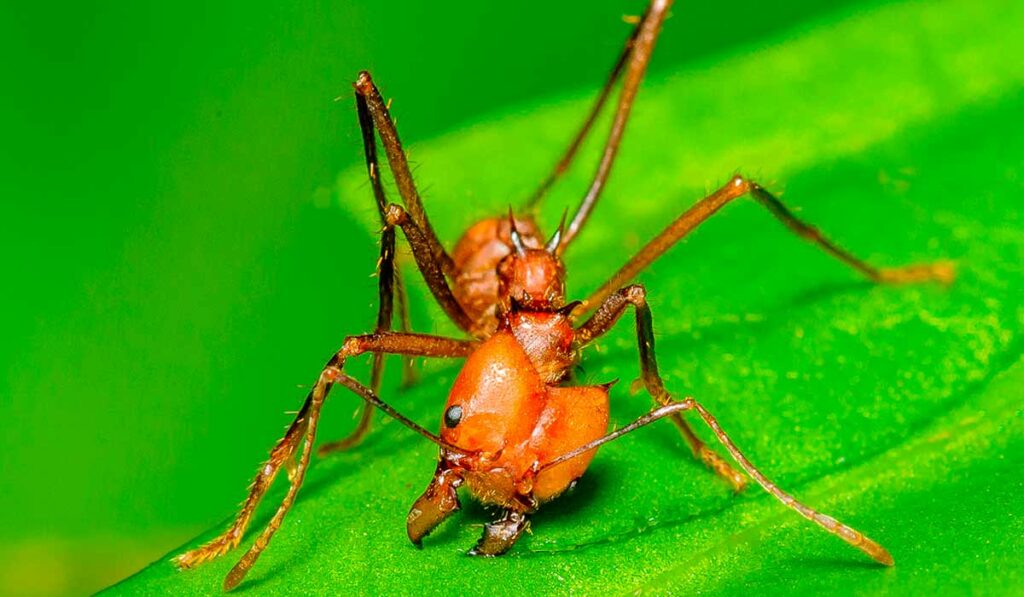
172 394 313 572
560 0 675 249
394 273 416 384
316 229 401 455
539 398 894 566
576 284 747 491
569 287 892 562
576 174 956 316
523 3 647 210
175 332 475 591
383 203 479 334
319 89 425 454
351 76 483 336
355 87 418 386
354 71 455 277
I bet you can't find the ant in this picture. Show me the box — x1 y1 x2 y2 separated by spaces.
175 0 954 590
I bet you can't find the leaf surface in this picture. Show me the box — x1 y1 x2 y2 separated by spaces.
110 0 1024 593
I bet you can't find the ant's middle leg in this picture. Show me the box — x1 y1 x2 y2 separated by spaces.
576 174 955 317
575 284 748 491
568 292 895 564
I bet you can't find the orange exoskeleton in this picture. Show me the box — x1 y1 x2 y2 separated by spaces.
175 0 953 590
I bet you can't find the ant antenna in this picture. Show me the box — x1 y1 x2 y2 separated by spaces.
333 372 467 455
508 208 527 256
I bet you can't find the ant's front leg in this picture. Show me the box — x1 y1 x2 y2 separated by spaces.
575 284 748 492
538 397 894 566
175 331 475 591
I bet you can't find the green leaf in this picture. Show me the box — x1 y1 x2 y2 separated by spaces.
109 0 1024 593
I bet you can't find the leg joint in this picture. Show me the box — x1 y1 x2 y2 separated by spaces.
341 334 370 358
623 283 648 307
354 70 374 96
729 173 755 194
384 203 408 226
324 335 370 374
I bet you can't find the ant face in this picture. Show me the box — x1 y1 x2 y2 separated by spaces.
496 245 566 312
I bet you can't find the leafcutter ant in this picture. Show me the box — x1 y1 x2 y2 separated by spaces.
175 0 954 590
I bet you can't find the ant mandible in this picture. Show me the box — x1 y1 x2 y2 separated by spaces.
176 0 954 590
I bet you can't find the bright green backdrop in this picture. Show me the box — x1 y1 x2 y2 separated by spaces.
2 1 1021 595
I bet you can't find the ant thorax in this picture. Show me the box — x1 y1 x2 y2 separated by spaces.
505 308 577 384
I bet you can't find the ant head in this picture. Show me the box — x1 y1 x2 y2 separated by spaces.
496 210 566 312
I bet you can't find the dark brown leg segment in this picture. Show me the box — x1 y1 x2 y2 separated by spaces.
320 91 417 454
354 71 455 277
576 284 747 491
174 332 475 590
577 175 955 316
384 203 478 334
350 70 482 338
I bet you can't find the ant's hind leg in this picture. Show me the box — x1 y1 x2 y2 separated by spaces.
353 85 419 387
577 174 954 316
559 0 674 249
319 85 439 454
575 284 747 491
354 71 455 278
353 74 478 334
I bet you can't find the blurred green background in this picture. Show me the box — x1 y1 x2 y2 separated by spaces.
1 1 1017 595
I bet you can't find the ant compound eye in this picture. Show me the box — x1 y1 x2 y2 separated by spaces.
443 405 463 428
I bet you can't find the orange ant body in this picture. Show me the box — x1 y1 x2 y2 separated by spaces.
175 0 953 590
